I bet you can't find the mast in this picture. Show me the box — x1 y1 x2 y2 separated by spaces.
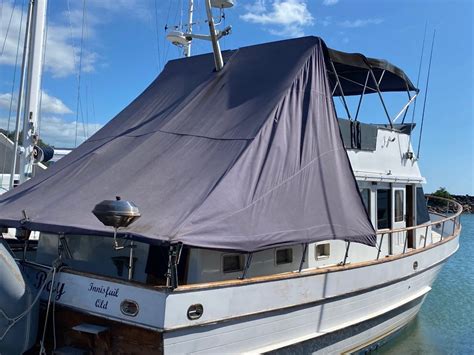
9 0 35 190
166 0 233 71
205 0 223 71
17 0 48 184
184 0 194 57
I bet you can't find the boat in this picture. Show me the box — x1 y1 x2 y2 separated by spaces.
0 0 462 354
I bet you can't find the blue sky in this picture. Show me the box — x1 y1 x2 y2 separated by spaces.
0 0 472 194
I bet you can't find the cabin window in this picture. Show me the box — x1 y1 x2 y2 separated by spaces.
276 248 293 265
416 187 430 224
394 190 404 222
359 188 371 214
222 254 244 273
377 189 391 229
315 243 330 259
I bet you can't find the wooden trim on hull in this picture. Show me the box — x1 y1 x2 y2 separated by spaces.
163 241 456 332
175 228 461 292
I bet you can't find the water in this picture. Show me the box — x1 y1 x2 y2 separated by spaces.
377 214 474 355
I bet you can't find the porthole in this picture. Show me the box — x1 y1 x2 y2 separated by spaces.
187 304 204 320
413 261 418 270
120 299 139 317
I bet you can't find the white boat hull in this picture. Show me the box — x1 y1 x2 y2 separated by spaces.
18 224 459 354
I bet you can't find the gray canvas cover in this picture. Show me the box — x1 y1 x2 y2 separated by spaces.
0 36 376 252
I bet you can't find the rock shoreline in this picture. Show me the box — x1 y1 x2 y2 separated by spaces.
451 194 474 214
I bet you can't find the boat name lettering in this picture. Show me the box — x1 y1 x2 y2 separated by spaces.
88 283 119 298
95 298 109 310
34 271 66 301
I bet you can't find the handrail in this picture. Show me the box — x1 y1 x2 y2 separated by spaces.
375 195 463 236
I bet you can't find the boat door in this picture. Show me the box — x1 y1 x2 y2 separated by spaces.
391 184 406 254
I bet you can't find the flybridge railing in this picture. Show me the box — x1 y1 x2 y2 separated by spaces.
374 195 462 260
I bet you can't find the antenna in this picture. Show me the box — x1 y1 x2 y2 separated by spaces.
406 22 427 155
166 0 233 70
416 29 436 160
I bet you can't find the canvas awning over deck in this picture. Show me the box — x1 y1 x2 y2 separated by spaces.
0 37 380 251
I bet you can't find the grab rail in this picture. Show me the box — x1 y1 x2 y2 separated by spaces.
374 195 462 259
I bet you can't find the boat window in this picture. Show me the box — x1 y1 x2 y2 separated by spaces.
359 188 371 214
276 248 293 265
222 254 244 273
416 187 430 224
315 243 330 260
377 189 391 229
394 190 404 222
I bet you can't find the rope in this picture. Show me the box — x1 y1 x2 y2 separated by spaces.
0 0 17 58
39 263 58 355
74 0 87 147
0 0 24 191
0 262 56 342
153 0 162 72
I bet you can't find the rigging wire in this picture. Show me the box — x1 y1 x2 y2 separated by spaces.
0 0 24 190
406 22 427 152
416 29 436 160
74 0 87 147
0 0 17 58
153 0 162 72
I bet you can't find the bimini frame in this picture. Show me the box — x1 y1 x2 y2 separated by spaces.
327 61 419 129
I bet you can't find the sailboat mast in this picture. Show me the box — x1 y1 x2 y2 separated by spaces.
184 0 194 57
18 0 48 184
9 0 35 190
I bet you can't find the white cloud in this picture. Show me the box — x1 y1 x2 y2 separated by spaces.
0 2 99 78
338 18 384 28
41 92 73 114
0 91 72 115
322 0 339 5
37 116 102 147
320 16 332 27
241 0 314 37
0 114 103 147
0 93 14 111
0 1 149 78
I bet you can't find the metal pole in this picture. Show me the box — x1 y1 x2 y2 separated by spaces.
10 0 35 190
354 71 370 121
184 0 194 57
19 0 48 183
393 93 418 123
128 240 134 280
424 226 428 247
298 243 308 272
241 253 253 279
403 231 408 254
368 68 393 128
205 0 223 71
343 242 351 265
329 60 351 119
377 233 384 260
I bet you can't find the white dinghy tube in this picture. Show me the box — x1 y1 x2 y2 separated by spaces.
0 238 39 354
